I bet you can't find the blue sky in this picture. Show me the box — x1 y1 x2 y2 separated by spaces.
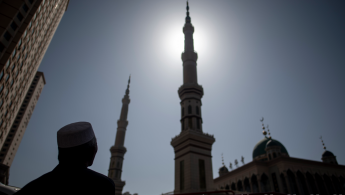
9 1 345 195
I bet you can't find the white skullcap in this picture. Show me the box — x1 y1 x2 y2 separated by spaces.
57 122 95 148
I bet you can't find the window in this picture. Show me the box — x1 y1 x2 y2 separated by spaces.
0 71 3 81
5 75 9 82
24 30 27 38
199 159 206 189
197 118 200 129
0 100 2 108
33 13 37 21
11 22 18 31
15 70 19 78
20 62 24 69
12 49 16 58
29 22 32 29
268 154 271 160
17 13 24 21
18 39 22 47
273 153 277 158
180 160 185 190
0 85 3 93
182 108 184 116
5 60 10 69
10 80 14 87
4 89 8 98
188 105 192 114
0 43 4 53
17 53 20 61
22 4 29 12
188 118 192 129
196 106 199 115
38 6 41 13
11 64 15 71
4 32 12 41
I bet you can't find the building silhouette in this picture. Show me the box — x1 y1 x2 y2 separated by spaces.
0 0 70 183
108 76 131 195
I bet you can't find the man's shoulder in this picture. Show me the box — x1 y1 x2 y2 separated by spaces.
84 168 115 187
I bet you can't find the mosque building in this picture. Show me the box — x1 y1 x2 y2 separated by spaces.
109 2 345 195
214 119 345 194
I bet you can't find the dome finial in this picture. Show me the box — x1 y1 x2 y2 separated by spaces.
221 153 225 166
320 136 326 150
260 117 267 137
267 124 272 139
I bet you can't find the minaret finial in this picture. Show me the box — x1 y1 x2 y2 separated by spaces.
260 117 267 137
221 153 225 166
320 136 326 150
185 1 191 23
126 75 131 95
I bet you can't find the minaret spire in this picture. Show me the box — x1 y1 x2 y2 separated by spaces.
171 3 215 194
185 1 191 23
108 77 132 195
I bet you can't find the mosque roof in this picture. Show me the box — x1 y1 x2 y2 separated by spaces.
322 150 335 157
252 137 289 159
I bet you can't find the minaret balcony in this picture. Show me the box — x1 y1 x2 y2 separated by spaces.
183 23 194 33
178 83 204 99
117 120 128 128
182 51 198 62
110 145 127 154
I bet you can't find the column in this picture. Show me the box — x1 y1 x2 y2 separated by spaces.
311 174 320 195
242 180 245 192
302 172 312 195
257 175 262 193
321 176 329 195
282 172 292 194
276 172 285 193
249 180 253 193
293 172 301 195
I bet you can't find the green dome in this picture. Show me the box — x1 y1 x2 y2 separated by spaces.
252 137 289 159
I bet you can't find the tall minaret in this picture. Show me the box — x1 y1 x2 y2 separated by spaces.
171 2 215 194
108 76 131 195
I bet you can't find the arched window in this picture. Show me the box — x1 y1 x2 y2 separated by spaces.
188 118 192 129
181 120 184 130
188 105 192 114
268 154 271 160
273 153 277 158
182 108 184 116
196 106 199 115
196 118 200 129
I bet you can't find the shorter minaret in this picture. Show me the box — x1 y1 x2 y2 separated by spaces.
108 76 131 195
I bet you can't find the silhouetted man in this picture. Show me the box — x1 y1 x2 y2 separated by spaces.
14 122 115 195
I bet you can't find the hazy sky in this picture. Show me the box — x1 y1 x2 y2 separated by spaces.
9 1 345 194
